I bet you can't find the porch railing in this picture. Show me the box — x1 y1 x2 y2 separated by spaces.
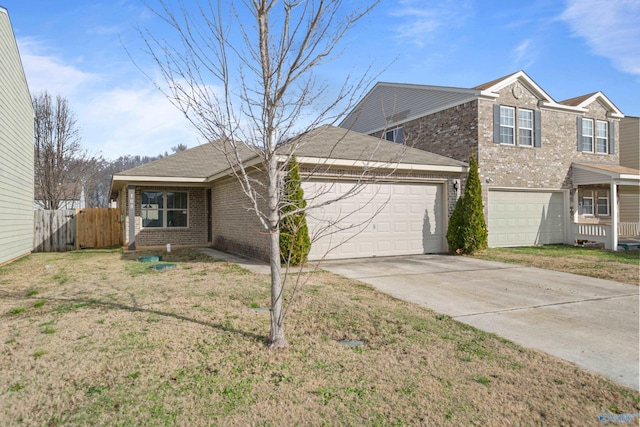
573 223 611 249
619 222 640 238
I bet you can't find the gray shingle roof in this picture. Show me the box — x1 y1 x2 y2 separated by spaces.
114 125 466 181
286 125 468 167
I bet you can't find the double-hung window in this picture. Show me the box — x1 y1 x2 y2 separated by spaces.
596 190 609 216
384 127 403 144
518 109 534 147
580 119 594 152
142 191 188 228
596 121 608 154
579 189 609 217
499 106 515 145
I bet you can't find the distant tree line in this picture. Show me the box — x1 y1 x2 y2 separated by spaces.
33 90 189 209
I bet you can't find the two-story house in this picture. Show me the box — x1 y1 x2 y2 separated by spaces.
340 71 639 250
0 6 34 265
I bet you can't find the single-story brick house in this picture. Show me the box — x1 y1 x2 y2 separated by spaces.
110 125 468 260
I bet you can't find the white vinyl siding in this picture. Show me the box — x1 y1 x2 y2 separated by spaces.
0 8 35 265
488 190 566 247
303 181 444 260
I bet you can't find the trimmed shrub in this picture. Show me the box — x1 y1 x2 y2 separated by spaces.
279 155 311 265
447 154 488 254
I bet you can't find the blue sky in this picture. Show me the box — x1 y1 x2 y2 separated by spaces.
2 0 639 160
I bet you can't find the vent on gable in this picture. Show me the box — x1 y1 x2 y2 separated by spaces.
385 109 410 124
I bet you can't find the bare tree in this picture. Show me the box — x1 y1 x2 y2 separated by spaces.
33 91 99 210
141 0 379 349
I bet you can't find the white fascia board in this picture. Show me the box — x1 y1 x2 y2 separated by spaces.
206 156 264 182
488 186 566 193
286 155 468 173
539 102 587 113
367 95 480 135
112 175 209 184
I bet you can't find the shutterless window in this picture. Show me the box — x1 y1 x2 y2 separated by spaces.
596 190 609 216
384 127 403 144
519 109 533 146
499 106 515 145
581 119 594 152
141 191 188 228
596 121 608 154
580 191 594 215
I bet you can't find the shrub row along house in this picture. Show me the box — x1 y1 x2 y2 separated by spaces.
110 71 640 259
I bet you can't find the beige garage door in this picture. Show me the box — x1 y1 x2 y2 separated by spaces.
303 181 444 260
488 190 566 247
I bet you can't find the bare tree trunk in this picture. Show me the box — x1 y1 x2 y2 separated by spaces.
268 153 286 348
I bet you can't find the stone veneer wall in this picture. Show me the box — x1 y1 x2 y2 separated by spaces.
122 186 207 247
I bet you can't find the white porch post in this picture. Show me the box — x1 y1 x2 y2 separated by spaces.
611 181 618 251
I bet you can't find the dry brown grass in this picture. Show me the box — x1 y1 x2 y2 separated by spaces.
473 245 640 286
0 249 638 426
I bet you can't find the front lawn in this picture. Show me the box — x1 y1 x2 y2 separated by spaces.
473 245 640 286
0 249 638 425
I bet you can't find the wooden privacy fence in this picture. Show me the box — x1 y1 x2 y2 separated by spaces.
34 208 122 252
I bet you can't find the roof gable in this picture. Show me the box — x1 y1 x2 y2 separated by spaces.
559 92 624 118
339 82 478 134
474 70 556 104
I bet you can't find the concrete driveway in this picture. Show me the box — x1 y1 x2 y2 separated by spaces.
320 255 640 390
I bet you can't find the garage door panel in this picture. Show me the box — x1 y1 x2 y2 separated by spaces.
304 181 444 260
488 190 565 247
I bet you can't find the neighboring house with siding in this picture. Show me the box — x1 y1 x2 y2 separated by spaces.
618 116 640 235
34 183 86 210
340 70 639 250
0 6 34 265
110 125 468 260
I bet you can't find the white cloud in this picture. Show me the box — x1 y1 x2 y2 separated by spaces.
17 37 99 95
512 38 536 70
80 86 200 160
390 0 473 47
561 0 640 75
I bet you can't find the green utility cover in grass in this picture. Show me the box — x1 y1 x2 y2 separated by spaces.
149 263 176 271
139 255 162 262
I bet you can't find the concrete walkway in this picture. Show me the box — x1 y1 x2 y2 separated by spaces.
319 255 640 391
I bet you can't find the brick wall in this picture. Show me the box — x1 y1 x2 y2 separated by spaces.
389 100 479 163
211 174 271 261
122 186 207 247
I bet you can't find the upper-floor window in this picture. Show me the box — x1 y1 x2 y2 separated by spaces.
499 106 515 145
519 109 534 147
596 121 608 154
384 127 403 144
142 191 188 228
580 118 594 152
493 104 541 147
578 117 615 155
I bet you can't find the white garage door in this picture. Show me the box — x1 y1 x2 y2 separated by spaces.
303 181 444 260
488 190 566 247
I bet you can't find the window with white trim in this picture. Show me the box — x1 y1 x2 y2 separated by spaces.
596 120 608 154
580 118 594 152
142 191 188 228
596 190 609 216
384 127 403 144
518 109 533 147
499 106 515 145
578 189 609 217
